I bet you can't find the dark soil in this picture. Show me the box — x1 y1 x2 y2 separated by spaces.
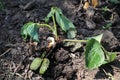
0 0 120 80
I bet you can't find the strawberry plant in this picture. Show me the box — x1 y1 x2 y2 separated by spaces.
21 7 76 74
21 7 76 42
85 37 116 69
21 7 117 75
64 34 117 69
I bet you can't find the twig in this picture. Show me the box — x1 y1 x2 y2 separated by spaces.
13 62 22 76
15 73 24 78
0 48 11 57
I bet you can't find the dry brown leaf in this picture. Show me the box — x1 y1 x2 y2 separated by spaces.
92 0 99 7
83 1 90 10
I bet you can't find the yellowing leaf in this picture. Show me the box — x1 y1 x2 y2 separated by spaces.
83 2 90 10
92 0 99 7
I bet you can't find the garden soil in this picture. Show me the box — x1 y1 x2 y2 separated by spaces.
0 0 120 80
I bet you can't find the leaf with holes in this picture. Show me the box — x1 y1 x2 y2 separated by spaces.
21 22 39 42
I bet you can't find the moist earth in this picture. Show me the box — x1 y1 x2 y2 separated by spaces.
0 0 120 80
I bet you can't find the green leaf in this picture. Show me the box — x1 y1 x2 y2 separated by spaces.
55 11 75 31
87 34 103 43
55 8 76 38
21 22 39 42
102 46 117 63
102 52 116 65
44 7 56 23
39 58 50 74
106 52 117 62
85 39 105 69
109 0 120 4
30 58 42 70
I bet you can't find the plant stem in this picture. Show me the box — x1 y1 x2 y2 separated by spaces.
52 15 58 40
63 39 87 43
37 23 54 32
41 51 47 59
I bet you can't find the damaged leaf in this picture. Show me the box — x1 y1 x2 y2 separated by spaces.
44 7 76 38
55 8 76 38
21 22 39 42
44 7 56 23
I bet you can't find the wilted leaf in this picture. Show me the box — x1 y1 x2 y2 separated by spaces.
55 8 76 38
30 58 42 70
44 7 56 23
55 11 75 32
21 22 39 42
39 58 50 74
85 39 105 69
